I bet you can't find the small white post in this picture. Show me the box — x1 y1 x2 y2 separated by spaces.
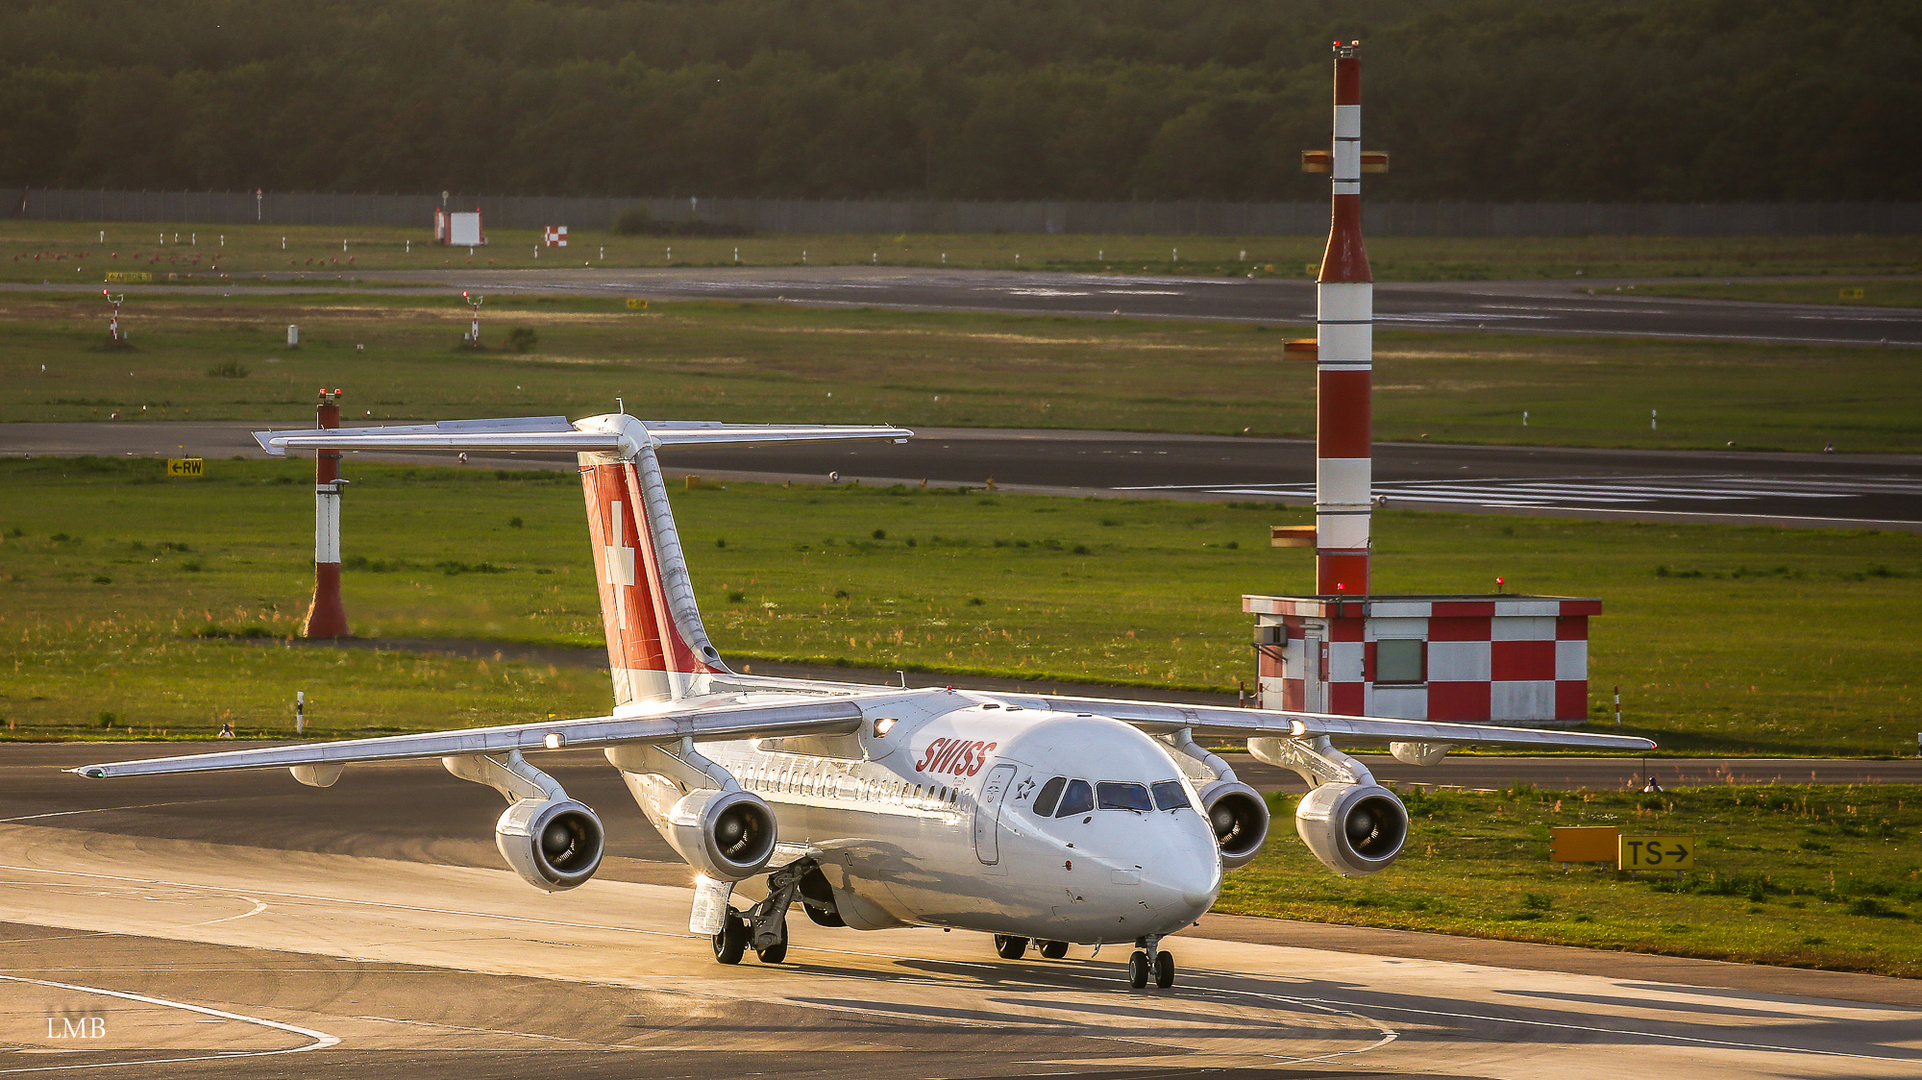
405 240 411 253
1523 410 1529 426
296 690 305 735
281 236 286 250
287 325 299 347
1614 685 1622 726
1651 409 1658 430
99 230 105 244
733 246 740 263
599 245 604 261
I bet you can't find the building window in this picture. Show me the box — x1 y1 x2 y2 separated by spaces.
1376 639 1426 685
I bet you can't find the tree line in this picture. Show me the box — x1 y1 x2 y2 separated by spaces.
1 0 1915 202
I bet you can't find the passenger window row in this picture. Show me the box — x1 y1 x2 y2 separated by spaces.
1032 775 1191 817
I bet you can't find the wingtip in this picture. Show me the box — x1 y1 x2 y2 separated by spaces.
67 766 110 779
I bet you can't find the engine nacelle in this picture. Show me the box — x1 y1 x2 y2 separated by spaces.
667 788 778 881
496 798 605 892
1294 783 1409 878
1198 780 1270 870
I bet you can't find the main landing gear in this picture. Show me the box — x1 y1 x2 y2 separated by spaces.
994 934 1175 989
713 859 818 966
1128 936 1176 989
995 935 1072 960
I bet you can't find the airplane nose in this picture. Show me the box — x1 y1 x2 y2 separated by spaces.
1141 833 1222 917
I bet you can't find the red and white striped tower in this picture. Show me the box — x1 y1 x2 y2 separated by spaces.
1315 40 1373 596
302 388 350 638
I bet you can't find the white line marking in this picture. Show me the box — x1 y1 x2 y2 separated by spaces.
0 974 338 1074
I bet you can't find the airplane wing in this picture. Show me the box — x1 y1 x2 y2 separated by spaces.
997 693 1656 752
70 697 868 779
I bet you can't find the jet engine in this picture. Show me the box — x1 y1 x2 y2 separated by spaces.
1198 780 1270 870
496 797 605 892
667 788 778 881
1294 783 1408 877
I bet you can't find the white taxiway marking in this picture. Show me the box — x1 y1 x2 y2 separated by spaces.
0 974 338 1074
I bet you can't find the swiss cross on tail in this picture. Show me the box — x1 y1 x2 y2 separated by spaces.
584 461 694 704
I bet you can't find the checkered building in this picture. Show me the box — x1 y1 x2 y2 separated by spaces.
1245 594 1599 725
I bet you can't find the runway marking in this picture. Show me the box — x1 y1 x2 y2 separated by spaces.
0 974 338 1073
0 802 209 824
1276 991 1921 1064
188 898 267 927
1119 473 1922 516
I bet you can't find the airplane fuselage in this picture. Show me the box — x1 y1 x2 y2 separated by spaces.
625 691 1223 945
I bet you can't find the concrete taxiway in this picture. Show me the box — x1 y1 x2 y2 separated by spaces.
5 422 1917 531
1 744 1918 1078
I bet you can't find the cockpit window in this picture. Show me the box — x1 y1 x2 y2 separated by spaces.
1097 781 1153 812
1151 780 1191 811
1033 776 1066 817
1055 779 1094 817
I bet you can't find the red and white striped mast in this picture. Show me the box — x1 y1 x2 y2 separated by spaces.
302 388 350 638
1315 40 1373 596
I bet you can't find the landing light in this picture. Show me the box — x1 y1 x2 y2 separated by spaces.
543 732 565 749
873 717 897 738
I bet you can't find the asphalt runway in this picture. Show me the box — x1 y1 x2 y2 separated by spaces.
10 267 1922 347
282 267 1922 347
2 743 1918 1078
7 421 1918 531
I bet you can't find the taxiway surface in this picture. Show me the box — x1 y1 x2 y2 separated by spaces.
2 744 1917 1078
5 422 1917 530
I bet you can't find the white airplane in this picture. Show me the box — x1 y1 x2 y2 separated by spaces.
74 414 1654 989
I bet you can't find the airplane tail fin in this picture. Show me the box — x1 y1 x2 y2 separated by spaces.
257 414 912 707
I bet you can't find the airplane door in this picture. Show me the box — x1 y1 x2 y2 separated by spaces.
1302 629 1327 713
974 763 1018 866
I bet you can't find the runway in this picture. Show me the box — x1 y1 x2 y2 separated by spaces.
1 745 1918 1078
8 421 1918 531
9 267 1921 347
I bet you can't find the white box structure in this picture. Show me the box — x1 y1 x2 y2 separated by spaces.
435 209 486 247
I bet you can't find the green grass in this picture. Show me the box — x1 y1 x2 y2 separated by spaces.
5 222 1920 284
1633 279 1922 308
1229 784 1922 979
4 291 1918 452
1 458 1916 754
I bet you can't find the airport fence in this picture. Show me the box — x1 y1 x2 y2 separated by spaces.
3 188 1917 236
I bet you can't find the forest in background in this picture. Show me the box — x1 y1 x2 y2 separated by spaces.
1 0 1916 202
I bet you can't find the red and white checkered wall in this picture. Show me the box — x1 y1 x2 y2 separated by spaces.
1246 595 1598 725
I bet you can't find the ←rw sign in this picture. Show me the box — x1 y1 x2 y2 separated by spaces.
166 458 204 477
1619 835 1695 870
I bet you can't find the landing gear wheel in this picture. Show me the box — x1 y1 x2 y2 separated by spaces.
754 915 789 964
1038 939 1069 960
994 934 1028 960
1154 950 1175 988
712 908 747 965
1127 951 1149 989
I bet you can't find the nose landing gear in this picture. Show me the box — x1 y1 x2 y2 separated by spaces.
1129 935 1176 989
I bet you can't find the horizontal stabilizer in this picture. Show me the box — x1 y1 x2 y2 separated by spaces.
254 416 912 457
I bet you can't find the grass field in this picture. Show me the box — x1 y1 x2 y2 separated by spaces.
4 291 1917 453
2 458 1916 755
5 222 1920 283
1635 279 1922 308
1225 783 1922 979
